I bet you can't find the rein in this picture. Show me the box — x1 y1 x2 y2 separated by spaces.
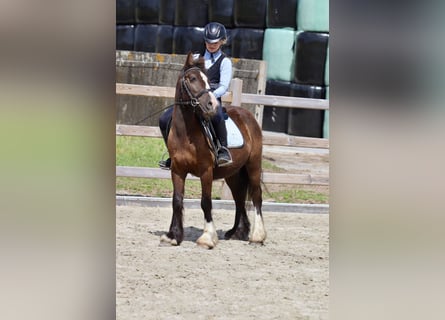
133 104 173 125
133 68 209 125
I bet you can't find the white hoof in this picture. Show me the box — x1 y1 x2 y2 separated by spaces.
196 221 218 249
249 214 266 244
160 234 178 246
249 231 266 244
196 235 216 249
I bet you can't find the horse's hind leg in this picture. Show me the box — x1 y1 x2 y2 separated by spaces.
246 161 267 244
224 169 250 241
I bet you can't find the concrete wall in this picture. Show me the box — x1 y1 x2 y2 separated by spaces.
116 51 264 126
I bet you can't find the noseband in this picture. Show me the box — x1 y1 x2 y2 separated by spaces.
176 67 211 113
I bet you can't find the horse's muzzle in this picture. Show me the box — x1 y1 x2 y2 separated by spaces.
201 91 218 118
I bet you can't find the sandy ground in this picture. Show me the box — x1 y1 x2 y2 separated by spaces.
263 145 329 177
117 205 329 320
260 145 329 202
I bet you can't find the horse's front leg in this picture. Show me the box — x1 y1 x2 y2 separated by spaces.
196 169 218 249
160 171 186 246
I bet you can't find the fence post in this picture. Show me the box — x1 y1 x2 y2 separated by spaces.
230 78 243 107
254 60 267 127
220 182 233 200
220 78 243 200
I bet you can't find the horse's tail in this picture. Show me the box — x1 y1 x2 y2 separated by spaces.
259 172 271 199
246 171 270 201
244 168 270 212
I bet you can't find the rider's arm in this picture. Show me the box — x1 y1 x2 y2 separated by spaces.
212 58 232 99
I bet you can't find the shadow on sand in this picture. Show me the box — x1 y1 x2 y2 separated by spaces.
149 227 227 243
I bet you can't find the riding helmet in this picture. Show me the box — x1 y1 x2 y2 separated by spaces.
203 22 227 44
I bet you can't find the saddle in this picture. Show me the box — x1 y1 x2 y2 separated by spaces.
163 111 244 165
200 115 244 166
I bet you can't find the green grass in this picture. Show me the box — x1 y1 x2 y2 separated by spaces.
116 136 167 167
116 136 217 198
267 189 328 204
116 136 328 203
261 158 286 173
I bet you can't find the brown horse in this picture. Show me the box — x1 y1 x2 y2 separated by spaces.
160 52 266 249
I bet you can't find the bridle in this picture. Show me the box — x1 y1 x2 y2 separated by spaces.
176 67 211 113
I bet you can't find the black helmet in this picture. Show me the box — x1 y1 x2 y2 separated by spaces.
203 22 227 44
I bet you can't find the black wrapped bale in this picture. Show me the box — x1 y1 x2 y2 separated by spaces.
231 28 264 60
234 0 267 28
172 27 206 54
174 0 209 26
266 0 297 28
156 25 174 53
293 31 329 86
325 45 329 86
262 80 291 133
135 0 159 24
134 24 158 52
208 0 235 27
290 82 326 99
287 83 326 137
158 0 175 25
221 28 234 56
117 0 136 24
116 25 135 50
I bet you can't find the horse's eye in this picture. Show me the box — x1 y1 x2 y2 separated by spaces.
189 76 196 82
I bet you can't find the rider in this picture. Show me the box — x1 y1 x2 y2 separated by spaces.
159 22 233 169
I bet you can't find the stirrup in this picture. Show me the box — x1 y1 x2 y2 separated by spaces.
217 147 232 167
159 160 170 170
159 153 171 170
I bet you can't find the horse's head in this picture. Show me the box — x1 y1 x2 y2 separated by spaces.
176 52 219 121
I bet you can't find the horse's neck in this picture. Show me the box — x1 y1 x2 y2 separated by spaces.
172 106 200 138
172 78 203 141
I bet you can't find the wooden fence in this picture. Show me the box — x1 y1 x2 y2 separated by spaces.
116 78 329 189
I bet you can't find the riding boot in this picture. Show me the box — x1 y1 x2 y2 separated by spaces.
214 119 233 167
159 124 171 169
159 108 173 169
160 126 168 145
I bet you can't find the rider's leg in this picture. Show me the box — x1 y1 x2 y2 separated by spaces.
158 106 174 169
159 106 173 144
211 104 232 167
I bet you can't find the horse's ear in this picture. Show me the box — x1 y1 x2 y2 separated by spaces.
185 52 195 67
185 52 202 68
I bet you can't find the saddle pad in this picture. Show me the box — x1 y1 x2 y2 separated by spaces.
226 117 244 148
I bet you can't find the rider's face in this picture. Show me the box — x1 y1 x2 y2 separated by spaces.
205 41 222 53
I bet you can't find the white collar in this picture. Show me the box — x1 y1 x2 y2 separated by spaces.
206 50 221 60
